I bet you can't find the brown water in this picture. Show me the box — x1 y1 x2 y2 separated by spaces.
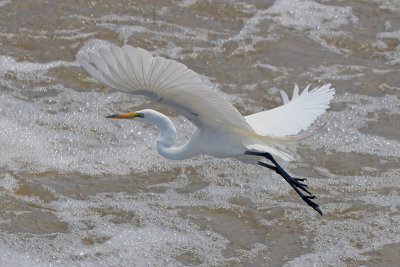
0 0 399 266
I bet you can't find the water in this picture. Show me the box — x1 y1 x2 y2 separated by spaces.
0 0 399 266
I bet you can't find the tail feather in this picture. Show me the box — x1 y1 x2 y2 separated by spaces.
242 84 335 161
245 143 293 161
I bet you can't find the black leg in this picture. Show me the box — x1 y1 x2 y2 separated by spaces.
245 151 323 215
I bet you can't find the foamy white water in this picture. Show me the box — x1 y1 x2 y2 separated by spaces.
0 0 399 266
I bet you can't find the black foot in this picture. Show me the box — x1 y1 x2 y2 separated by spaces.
247 151 323 215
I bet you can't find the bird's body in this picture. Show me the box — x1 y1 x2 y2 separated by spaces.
81 44 335 215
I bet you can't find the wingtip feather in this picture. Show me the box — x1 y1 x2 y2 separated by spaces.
280 90 289 104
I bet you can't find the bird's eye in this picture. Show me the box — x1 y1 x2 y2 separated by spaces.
136 113 145 118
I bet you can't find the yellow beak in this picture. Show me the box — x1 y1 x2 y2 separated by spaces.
106 112 138 119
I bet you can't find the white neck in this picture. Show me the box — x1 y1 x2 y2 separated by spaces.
139 109 200 160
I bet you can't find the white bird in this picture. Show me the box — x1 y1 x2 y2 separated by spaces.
81 44 335 215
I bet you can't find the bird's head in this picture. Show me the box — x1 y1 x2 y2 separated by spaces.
105 109 168 125
106 109 177 144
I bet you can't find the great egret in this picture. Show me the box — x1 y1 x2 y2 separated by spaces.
81 44 335 215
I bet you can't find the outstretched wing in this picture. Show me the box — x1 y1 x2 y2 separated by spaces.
245 84 335 136
80 45 253 132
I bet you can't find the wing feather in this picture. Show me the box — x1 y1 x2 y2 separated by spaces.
245 84 335 137
81 45 253 131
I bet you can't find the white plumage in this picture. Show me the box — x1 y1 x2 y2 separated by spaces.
81 44 335 215
81 44 334 161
